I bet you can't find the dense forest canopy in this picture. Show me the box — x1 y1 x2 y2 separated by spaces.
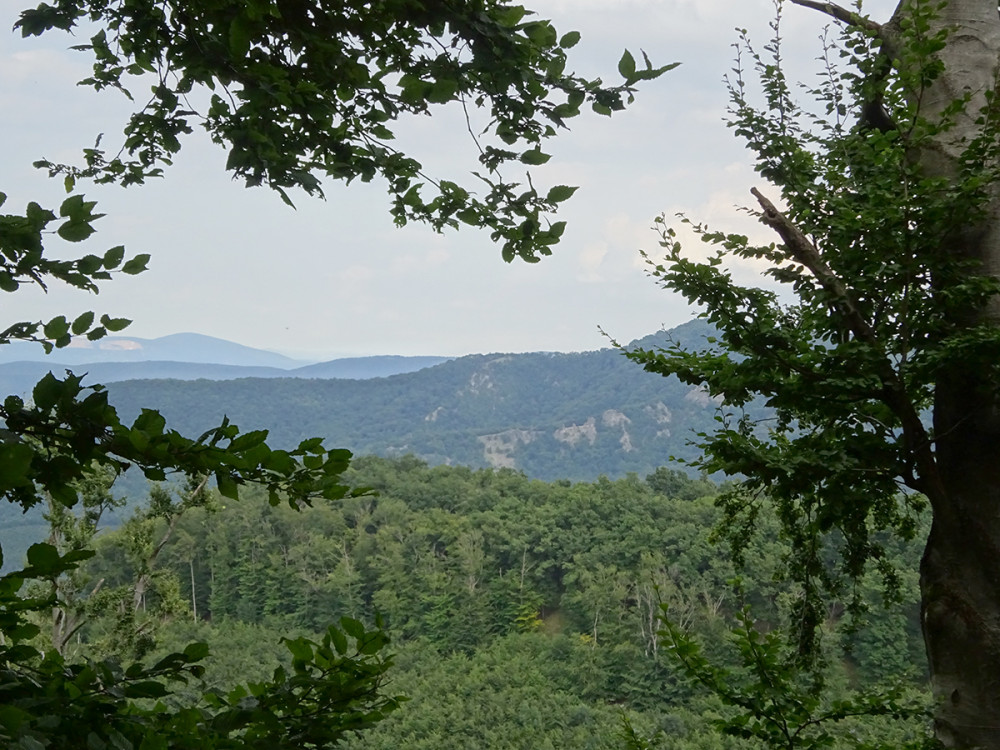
51 457 931 749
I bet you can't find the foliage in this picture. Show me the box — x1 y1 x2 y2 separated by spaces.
3 0 672 744
620 0 1000 744
58 456 929 748
17 0 674 261
658 603 931 749
625 0 999 648
0 547 400 750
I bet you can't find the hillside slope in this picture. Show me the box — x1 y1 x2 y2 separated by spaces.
104 321 731 481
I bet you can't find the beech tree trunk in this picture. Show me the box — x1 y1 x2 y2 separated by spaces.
908 0 1000 746
929 379 1000 747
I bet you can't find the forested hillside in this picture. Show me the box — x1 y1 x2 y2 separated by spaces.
103 321 734 481
0 321 732 572
58 457 927 749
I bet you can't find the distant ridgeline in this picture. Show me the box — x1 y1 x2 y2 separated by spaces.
0 320 745 571
101 320 734 481
0 332 453 396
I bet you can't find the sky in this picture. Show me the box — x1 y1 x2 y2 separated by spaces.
0 0 898 361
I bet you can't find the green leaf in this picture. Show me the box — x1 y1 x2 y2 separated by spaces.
285 637 314 663
496 5 526 26
72 311 95 335
103 245 126 268
31 372 63 410
341 617 365 640
358 633 384 655
77 254 103 274
25 543 61 574
183 642 210 661
8 623 41 641
25 201 54 228
43 315 70 340
523 21 557 47
133 409 166 434
520 148 551 166
229 15 253 58
427 77 459 104
121 254 150 274
618 49 636 79
546 185 577 204
229 429 269 452
559 31 581 49
100 314 132 332
57 219 96 242
0 443 34 489
59 194 85 218
328 626 348 655
216 470 239 500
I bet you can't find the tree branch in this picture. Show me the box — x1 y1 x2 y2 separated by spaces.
751 187 943 501
751 187 878 344
788 0 882 34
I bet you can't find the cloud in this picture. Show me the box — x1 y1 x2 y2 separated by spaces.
0 0 887 359
578 242 609 282
340 265 377 284
387 246 451 276
0 48 80 85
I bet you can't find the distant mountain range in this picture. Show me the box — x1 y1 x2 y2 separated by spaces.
0 333 452 396
0 320 732 570
0 333 302 368
0 322 736 482
100 320 728 482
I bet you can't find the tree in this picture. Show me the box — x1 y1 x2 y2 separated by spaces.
625 0 1000 746
16 0 674 262
41 464 125 656
3 1 670 746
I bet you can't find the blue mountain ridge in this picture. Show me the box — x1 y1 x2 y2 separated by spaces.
0 332 301 368
0 333 453 396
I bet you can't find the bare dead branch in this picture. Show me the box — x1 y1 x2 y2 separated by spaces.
751 187 879 343
750 186 943 498
789 0 883 34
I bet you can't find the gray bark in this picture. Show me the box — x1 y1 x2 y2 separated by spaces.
790 1 1000 744
900 1 1000 746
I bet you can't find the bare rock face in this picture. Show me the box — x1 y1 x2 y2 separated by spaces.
645 402 672 438
478 429 539 468
602 410 634 453
554 418 597 447
684 386 723 408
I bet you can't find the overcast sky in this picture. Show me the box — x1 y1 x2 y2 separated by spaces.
0 0 897 360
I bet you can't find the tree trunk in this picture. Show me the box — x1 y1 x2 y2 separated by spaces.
927 378 1000 747
190 559 198 623
909 1 1000 745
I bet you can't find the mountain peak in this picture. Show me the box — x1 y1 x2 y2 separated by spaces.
0 333 302 369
